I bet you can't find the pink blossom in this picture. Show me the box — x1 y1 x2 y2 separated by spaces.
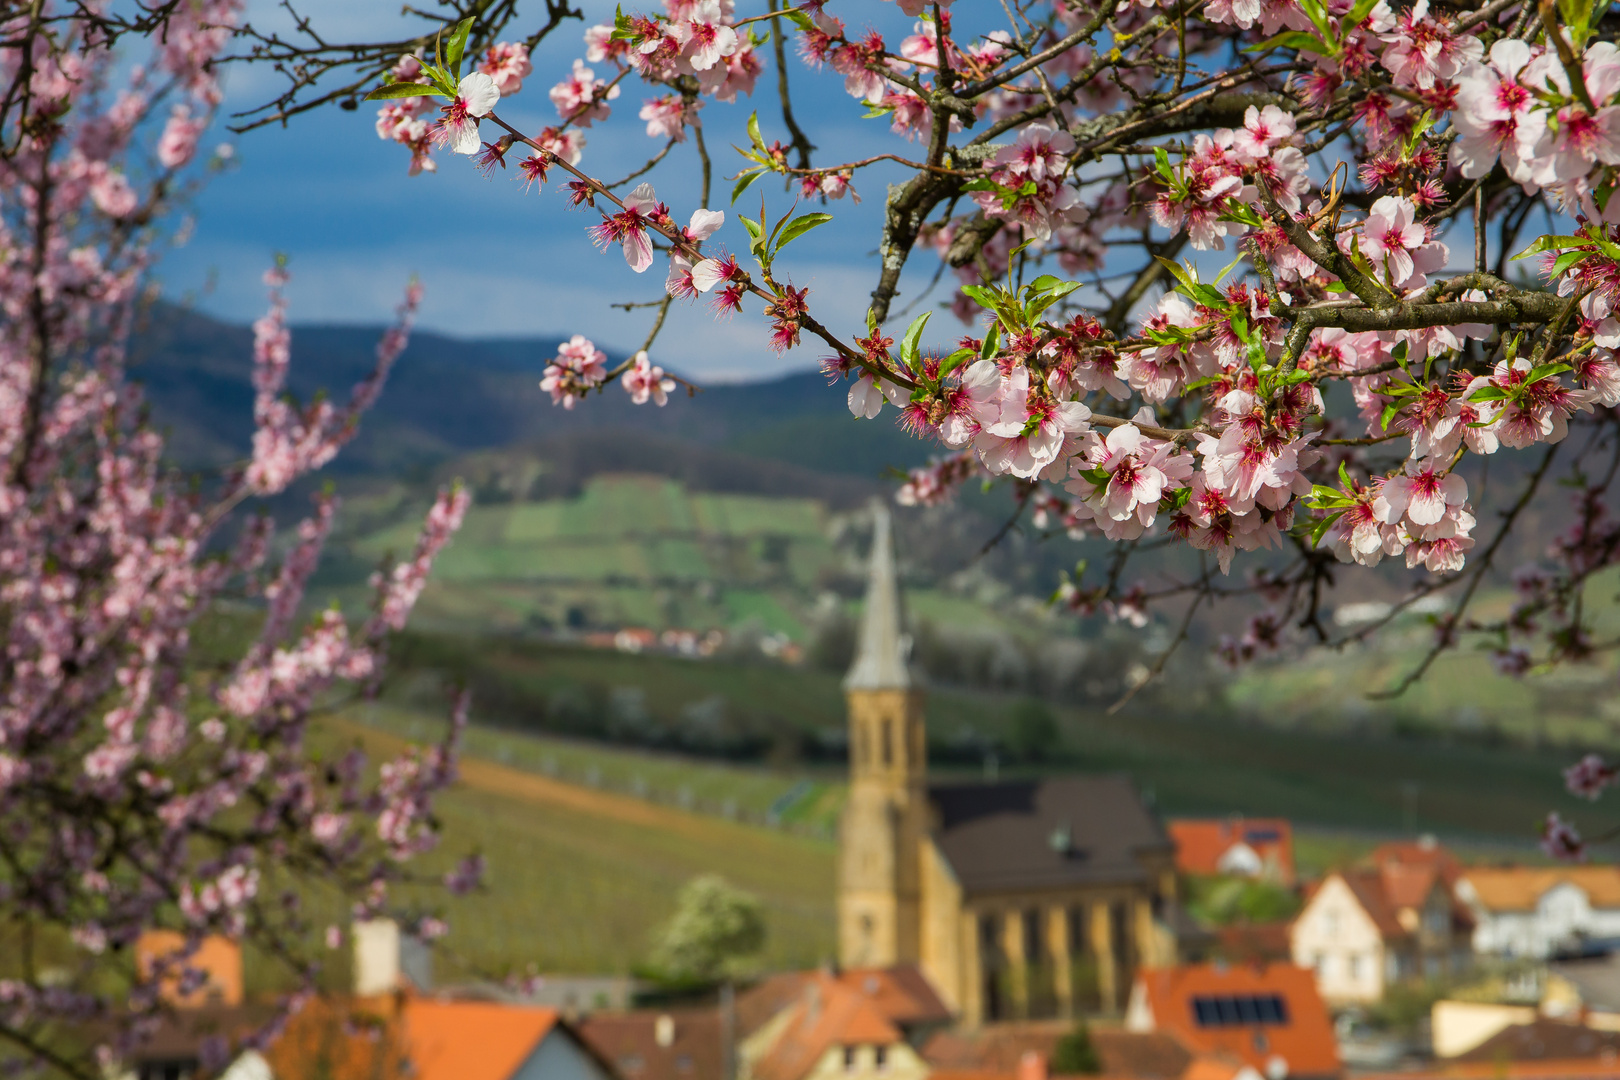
670 1 739 72
1565 754 1617 800
549 59 618 127
541 334 610 408
1542 812 1587 862
157 105 206 168
589 183 667 273
623 351 675 406
436 72 500 155
479 41 532 96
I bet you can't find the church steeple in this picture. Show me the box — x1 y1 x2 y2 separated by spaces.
844 500 916 692
837 501 928 969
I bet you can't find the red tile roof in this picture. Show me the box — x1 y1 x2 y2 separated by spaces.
1369 840 1463 888
1168 819 1295 884
578 1008 723 1080
401 999 567 1080
1133 963 1339 1079
751 972 905 1080
922 1022 1194 1079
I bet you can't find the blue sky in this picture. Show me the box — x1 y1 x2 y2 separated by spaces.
167 0 940 381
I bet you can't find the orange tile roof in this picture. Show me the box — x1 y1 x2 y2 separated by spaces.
752 972 906 1080
134 931 244 1008
1134 963 1339 1079
401 999 562 1080
1463 867 1620 912
1168 819 1295 884
1357 1059 1620 1079
1369 841 1463 887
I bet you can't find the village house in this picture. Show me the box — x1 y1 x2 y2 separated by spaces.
837 504 1178 1027
735 966 953 1080
1168 819 1296 886
1456 866 1620 959
1125 962 1341 1080
1289 854 1473 1005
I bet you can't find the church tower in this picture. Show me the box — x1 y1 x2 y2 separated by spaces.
838 501 928 969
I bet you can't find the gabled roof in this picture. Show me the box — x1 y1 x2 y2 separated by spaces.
1168 819 1295 883
919 1019 1248 1080
1134 963 1340 1079
1369 840 1463 888
735 965 951 1041
577 1007 724 1080
1462 867 1620 912
844 500 917 691
402 999 574 1080
929 775 1172 894
751 972 905 1080
1322 864 1473 942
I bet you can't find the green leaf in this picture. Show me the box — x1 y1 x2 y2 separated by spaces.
1338 461 1353 490
1511 235 1589 260
939 347 976 379
1346 0 1381 24
980 322 1000 358
1244 30 1333 54
1074 467 1111 487
900 311 932 366
1466 385 1511 403
960 178 998 192
773 211 833 254
731 168 765 204
1153 146 1179 186
1379 400 1403 432
445 16 474 80
783 7 815 30
959 284 1003 309
364 82 447 102
1308 509 1347 547
747 111 765 152
1525 362 1573 385
1184 374 1224 392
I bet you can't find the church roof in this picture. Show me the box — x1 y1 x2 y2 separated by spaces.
928 775 1172 894
844 501 918 692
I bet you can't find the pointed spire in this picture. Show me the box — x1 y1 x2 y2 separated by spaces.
844 500 916 691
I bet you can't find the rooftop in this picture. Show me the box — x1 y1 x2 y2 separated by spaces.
929 775 1172 894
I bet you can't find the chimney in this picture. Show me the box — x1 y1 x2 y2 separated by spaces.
353 919 434 996
655 1014 676 1048
1018 1051 1048 1080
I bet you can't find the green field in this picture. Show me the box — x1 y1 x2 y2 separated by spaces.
366 632 1620 852
320 718 838 984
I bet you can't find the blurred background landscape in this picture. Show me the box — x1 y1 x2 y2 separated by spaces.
142 299 1620 987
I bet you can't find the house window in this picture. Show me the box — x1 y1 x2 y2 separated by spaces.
875 1046 889 1072
845 1046 858 1072
1349 953 1363 980
1323 910 1340 939
881 720 893 766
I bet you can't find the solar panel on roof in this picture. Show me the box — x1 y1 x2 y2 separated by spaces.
1189 994 1289 1028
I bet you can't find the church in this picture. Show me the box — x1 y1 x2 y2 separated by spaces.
837 504 1180 1028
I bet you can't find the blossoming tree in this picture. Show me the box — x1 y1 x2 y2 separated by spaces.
345 0 1620 854
0 5 476 1075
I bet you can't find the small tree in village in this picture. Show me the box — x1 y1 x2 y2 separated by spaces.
649 874 768 986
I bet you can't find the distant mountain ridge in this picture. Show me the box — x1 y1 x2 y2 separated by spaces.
130 302 929 485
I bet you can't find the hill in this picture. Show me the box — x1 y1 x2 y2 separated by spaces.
129 302 931 481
